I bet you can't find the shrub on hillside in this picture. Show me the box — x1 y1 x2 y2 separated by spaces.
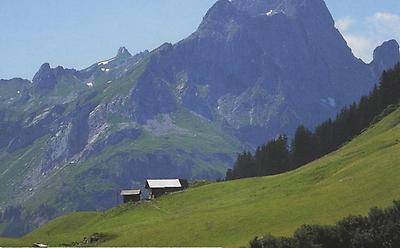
250 201 400 248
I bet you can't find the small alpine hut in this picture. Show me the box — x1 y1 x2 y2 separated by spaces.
145 179 186 199
120 189 141 203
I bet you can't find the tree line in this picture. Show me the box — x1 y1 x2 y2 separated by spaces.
226 64 400 180
250 200 400 248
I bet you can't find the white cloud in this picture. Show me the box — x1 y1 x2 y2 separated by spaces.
368 12 400 30
367 12 400 39
336 12 400 63
343 34 374 61
335 17 355 33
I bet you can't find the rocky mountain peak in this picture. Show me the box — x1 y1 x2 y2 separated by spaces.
40 62 51 70
372 40 400 65
198 0 335 39
32 63 57 91
32 63 78 92
370 40 400 78
116 46 132 59
230 0 334 27
201 0 240 24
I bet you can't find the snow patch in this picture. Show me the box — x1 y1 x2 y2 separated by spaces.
100 68 110 72
327 97 336 107
106 80 112 84
320 97 337 108
266 10 277 16
86 82 94 87
98 58 115 66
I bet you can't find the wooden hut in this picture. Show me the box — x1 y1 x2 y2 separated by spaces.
120 189 141 203
145 179 186 199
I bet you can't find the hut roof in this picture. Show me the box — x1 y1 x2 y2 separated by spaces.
146 179 182 189
120 189 141 196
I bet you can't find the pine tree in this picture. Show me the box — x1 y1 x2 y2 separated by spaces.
292 125 315 168
227 64 400 181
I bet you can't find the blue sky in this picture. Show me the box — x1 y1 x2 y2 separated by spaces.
1 0 399 80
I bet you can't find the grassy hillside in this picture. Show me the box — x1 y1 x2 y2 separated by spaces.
4 107 400 247
0 237 27 247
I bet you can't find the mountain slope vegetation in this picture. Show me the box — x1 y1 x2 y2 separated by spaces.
250 201 400 248
7 106 400 247
227 64 400 181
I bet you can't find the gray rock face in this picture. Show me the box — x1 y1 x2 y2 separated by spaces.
232 0 332 18
116 46 132 59
370 40 400 78
67 103 95 156
32 63 58 91
32 63 79 92
129 71 178 123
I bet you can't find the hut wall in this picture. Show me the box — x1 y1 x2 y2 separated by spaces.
150 187 183 198
123 194 140 203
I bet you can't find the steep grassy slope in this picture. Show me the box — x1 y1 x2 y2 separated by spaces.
7 108 400 247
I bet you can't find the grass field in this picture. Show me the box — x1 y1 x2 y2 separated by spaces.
0 237 28 247
3 108 400 247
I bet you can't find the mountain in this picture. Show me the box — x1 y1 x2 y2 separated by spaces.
0 0 399 236
0 46 243 236
7 105 400 247
122 0 398 143
370 39 400 79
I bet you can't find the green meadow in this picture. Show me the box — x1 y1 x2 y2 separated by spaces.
3 107 400 247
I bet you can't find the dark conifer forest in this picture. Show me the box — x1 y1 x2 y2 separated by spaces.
226 64 400 180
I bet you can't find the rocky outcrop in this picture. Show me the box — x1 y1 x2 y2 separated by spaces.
129 71 178 123
116 46 132 59
32 63 58 91
370 40 400 78
32 63 79 92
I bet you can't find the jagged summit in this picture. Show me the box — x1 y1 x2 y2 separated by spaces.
203 0 236 19
230 0 332 19
36 62 51 73
116 46 132 59
198 0 245 31
199 0 335 36
370 40 400 78
32 63 78 92
372 40 400 65
32 63 57 90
